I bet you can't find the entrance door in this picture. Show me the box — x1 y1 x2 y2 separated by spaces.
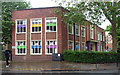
90 43 93 51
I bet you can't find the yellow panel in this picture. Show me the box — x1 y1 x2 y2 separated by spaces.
32 24 41 27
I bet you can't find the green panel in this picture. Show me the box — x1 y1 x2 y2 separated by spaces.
17 46 26 49
47 23 56 26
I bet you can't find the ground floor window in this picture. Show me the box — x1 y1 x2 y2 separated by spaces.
68 41 73 50
82 43 85 50
16 41 26 54
97 45 99 51
46 40 57 54
31 41 42 54
76 42 79 50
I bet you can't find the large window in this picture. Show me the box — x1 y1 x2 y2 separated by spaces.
100 33 102 41
16 20 26 33
46 40 57 54
90 25 94 39
76 42 79 50
82 43 85 50
31 41 42 54
97 32 99 40
75 25 79 35
68 41 73 50
68 24 73 34
31 19 42 32
16 41 26 54
46 18 57 32
97 45 99 51
81 27 85 37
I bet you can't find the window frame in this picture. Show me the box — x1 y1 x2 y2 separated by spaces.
30 18 42 33
75 42 80 50
81 26 85 37
68 40 73 50
90 25 94 39
45 40 57 55
30 40 42 55
75 25 79 36
16 19 27 34
68 24 73 34
81 42 85 50
15 40 27 55
45 17 57 32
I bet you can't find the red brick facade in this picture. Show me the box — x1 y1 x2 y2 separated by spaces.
12 7 105 62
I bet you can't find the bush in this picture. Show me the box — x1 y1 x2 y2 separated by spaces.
62 50 119 63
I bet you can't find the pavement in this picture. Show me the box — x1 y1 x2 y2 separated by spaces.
0 61 120 74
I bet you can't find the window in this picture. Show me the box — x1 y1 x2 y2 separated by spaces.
75 25 79 35
103 35 104 41
76 42 79 50
68 41 73 50
46 40 57 54
16 41 26 54
31 41 42 54
97 45 99 51
46 18 57 32
81 27 85 37
16 20 26 33
97 32 99 40
31 19 42 32
101 45 102 51
90 25 94 39
68 24 73 34
100 33 102 41
82 43 85 50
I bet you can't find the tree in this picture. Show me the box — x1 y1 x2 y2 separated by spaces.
54 1 120 52
2 2 31 49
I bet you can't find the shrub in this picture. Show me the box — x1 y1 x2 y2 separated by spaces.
62 50 119 63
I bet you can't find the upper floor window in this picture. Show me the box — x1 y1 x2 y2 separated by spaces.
90 25 94 39
100 33 102 41
97 32 99 40
81 27 85 37
46 18 57 32
16 41 26 55
31 19 42 32
68 24 73 34
75 25 79 35
103 35 104 41
16 20 26 33
31 41 42 54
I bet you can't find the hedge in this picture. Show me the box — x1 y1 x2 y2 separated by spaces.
62 50 120 63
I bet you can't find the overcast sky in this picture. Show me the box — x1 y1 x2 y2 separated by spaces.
26 0 111 30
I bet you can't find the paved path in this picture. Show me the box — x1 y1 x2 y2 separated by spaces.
1 61 120 72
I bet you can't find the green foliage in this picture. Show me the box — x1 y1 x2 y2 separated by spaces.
62 50 120 63
2 2 31 44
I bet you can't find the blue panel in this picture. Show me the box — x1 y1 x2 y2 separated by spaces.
76 46 79 49
32 45 41 48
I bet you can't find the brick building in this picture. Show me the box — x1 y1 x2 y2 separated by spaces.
12 7 106 62
106 33 112 51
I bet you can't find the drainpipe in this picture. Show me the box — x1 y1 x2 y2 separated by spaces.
73 23 76 51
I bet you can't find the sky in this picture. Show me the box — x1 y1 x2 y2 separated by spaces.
26 0 111 30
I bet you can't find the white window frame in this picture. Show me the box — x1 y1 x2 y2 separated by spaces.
68 40 73 50
75 42 80 50
16 19 27 34
68 24 73 34
97 32 99 40
82 42 85 50
15 40 27 55
45 17 57 32
30 40 42 55
30 18 42 33
90 25 94 39
45 40 57 55
75 25 79 36
81 26 85 37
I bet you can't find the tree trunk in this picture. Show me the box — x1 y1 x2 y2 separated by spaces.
111 22 117 52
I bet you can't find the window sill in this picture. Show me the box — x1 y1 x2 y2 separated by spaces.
45 53 53 55
46 31 57 33
16 32 26 34
31 32 41 33
30 53 42 55
15 53 26 55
